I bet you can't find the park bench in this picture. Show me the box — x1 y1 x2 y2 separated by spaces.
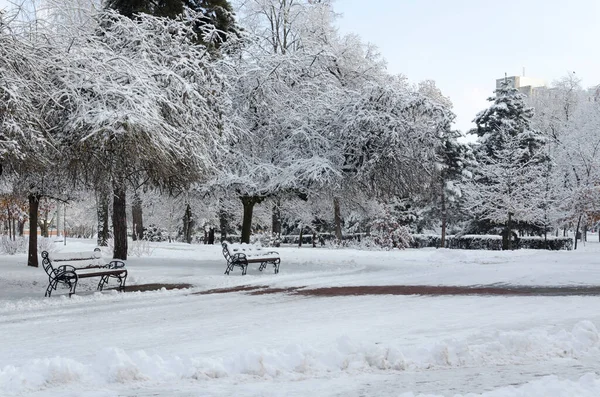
222 241 280 275
41 248 128 297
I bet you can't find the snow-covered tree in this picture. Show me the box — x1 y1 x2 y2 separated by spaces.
467 82 549 249
49 10 228 258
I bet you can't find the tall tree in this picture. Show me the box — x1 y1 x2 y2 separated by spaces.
50 10 227 258
466 82 548 249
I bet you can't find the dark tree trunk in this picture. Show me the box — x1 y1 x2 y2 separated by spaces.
39 219 49 238
6 207 11 240
240 196 263 244
97 191 110 247
131 192 144 241
333 197 342 241
440 181 447 248
312 230 316 248
298 226 303 247
18 219 24 237
112 179 128 260
219 209 228 242
502 213 513 250
272 201 281 237
182 204 194 244
574 214 582 250
208 228 215 244
27 194 40 267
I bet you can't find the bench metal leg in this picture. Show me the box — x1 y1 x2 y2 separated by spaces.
118 272 127 291
68 279 78 297
97 274 110 291
45 278 58 297
225 260 248 275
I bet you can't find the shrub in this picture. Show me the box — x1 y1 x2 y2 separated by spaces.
370 217 413 250
410 234 572 251
0 236 28 255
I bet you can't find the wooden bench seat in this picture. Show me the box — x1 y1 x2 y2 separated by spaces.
41 249 128 297
222 241 280 275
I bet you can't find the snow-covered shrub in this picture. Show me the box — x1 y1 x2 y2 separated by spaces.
519 236 573 251
447 235 503 250
129 238 155 257
411 234 445 248
0 236 27 255
370 217 413 250
106 238 155 257
250 232 282 247
37 237 59 254
144 225 168 242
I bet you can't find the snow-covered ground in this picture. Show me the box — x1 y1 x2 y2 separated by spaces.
2 237 600 396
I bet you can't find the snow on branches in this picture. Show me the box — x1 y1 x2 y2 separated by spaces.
50 10 227 186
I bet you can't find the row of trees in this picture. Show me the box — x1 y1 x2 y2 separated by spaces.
2 0 598 264
2 0 472 263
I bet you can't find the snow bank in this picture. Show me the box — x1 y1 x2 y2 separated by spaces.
2 321 599 395
400 373 600 397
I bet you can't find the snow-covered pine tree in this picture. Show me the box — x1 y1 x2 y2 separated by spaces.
431 127 475 246
467 81 549 249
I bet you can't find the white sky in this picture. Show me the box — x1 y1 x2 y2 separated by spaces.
2 0 599 133
333 0 600 133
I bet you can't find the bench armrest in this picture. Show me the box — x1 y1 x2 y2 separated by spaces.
106 260 126 269
57 264 77 274
231 253 247 261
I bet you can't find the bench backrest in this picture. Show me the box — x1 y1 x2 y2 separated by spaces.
42 248 103 276
222 241 274 259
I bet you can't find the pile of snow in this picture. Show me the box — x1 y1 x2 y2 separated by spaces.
1 321 599 395
401 373 600 397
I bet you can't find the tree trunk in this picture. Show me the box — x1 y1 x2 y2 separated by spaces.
298 225 303 248
131 192 144 241
6 207 11 241
574 214 582 250
112 178 128 260
503 213 513 250
440 182 447 248
312 230 316 248
272 201 281 238
18 219 24 237
27 194 40 267
97 191 110 247
241 196 262 244
333 197 342 241
39 219 49 238
208 228 215 244
219 208 228 242
182 204 194 244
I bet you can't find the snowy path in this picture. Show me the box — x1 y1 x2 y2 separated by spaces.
3 239 600 395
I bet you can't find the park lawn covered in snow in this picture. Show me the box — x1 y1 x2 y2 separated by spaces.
2 239 600 396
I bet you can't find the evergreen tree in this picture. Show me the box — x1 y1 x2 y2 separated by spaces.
466 82 549 249
185 0 240 49
472 82 546 164
430 128 475 246
105 0 240 49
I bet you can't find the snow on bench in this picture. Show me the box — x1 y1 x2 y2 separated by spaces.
41 248 127 297
221 241 280 275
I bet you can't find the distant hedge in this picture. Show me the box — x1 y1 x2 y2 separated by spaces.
411 234 573 251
